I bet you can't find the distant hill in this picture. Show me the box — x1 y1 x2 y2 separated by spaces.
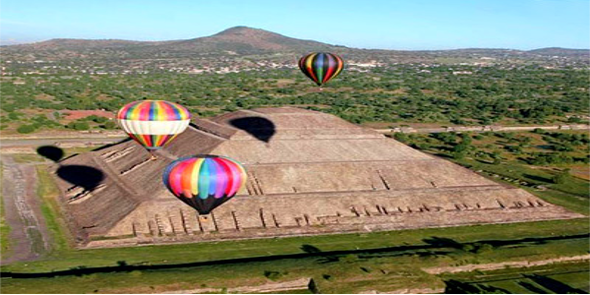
527 47 590 57
165 26 340 54
2 26 588 66
17 38 158 50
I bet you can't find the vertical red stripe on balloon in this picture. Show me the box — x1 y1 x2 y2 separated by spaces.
216 158 234 196
323 54 336 83
169 160 188 196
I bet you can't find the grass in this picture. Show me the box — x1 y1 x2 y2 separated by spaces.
11 154 45 164
2 231 588 293
440 261 589 294
456 159 590 215
35 165 69 252
2 217 588 273
548 270 590 292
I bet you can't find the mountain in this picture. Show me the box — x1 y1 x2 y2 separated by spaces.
166 26 340 53
5 26 344 56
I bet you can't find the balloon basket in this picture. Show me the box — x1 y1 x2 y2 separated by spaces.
148 151 158 160
197 214 218 232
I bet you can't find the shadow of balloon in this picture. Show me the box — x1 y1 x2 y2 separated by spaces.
56 165 105 191
36 145 65 162
229 116 276 143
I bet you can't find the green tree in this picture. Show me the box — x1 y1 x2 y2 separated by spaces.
17 124 36 134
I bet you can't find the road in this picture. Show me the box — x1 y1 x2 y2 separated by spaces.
375 124 589 134
0 155 52 264
1 124 588 148
1 136 126 148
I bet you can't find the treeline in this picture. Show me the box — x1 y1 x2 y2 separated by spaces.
1 65 589 132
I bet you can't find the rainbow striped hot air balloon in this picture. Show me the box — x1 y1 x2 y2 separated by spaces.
162 156 247 215
298 52 344 87
117 100 191 151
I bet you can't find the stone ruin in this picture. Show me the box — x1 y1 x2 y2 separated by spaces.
53 107 583 248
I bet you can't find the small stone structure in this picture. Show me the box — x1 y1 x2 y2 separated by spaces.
53 107 582 248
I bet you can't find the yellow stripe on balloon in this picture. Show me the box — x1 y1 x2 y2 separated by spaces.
305 53 318 81
236 162 248 193
333 55 344 78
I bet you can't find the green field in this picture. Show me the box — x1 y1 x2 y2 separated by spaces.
2 223 588 293
442 261 589 294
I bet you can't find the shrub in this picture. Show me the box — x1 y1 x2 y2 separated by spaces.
552 169 570 184
101 121 117 129
17 124 36 134
264 270 283 280
69 122 90 130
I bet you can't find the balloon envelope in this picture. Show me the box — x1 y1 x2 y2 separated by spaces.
163 156 247 214
117 100 191 150
298 52 344 86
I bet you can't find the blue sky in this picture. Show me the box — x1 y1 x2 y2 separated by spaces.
1 0 588 49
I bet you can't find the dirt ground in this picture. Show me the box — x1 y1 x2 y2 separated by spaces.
0 155 52 264
422 254 590 274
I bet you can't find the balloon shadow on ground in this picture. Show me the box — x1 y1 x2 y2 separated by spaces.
36 145 65 162
56 165 105 191
229 117 276 143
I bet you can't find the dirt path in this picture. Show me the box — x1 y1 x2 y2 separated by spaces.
376 124 589 134
160 278 310 294
0 155 52 264
422 254 590 274
361 287 445 294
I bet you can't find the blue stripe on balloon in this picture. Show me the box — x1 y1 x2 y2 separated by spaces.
149 101 156 121
207 158 218 196
172 104 181 120
198 159 210 199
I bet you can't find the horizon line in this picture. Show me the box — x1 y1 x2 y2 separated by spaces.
2 26 589 51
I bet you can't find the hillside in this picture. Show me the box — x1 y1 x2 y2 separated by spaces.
4 26 587 58
2 26 588 73
163 26 340 54
4 26 343 57
528 47 590 57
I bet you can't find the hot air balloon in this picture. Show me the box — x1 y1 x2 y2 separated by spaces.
162 155 247 215
298 52 344 89
117 100 191 158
